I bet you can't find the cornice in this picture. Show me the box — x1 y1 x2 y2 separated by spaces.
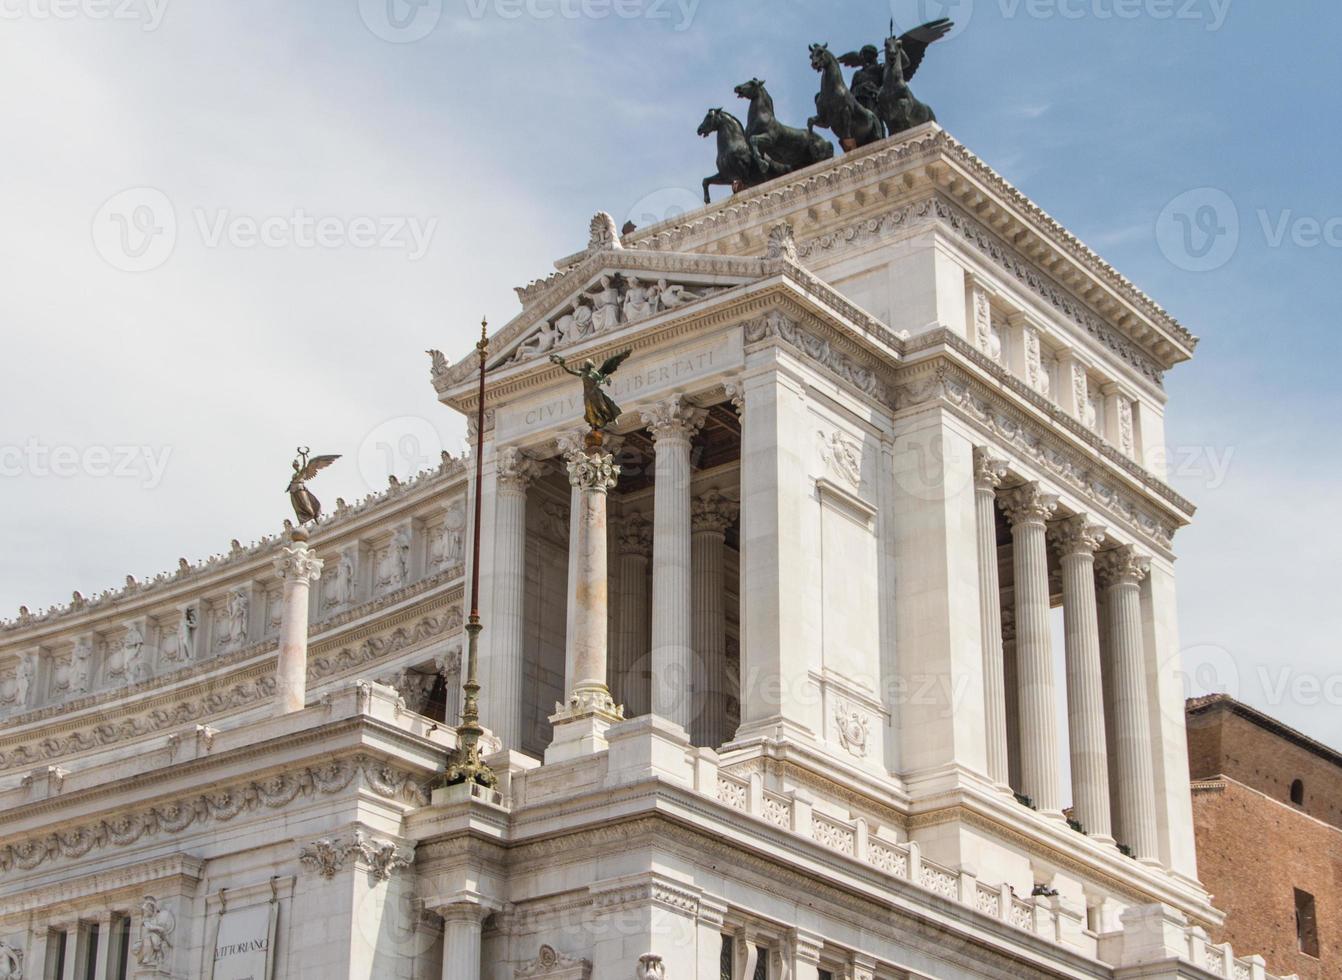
0 587 462 774
0 751 431 879
0 461 467 643
620 125 1195 367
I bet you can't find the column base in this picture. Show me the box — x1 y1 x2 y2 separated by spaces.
546 689 625 765
1088 833 1117 847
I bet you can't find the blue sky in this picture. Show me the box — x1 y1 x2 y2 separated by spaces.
1 1 1339 749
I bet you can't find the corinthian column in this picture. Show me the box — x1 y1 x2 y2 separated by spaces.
641 397 706 732
492 446 540 749
973 448 1010 789
274 531 323 715
613 511 652 718
1050 515 1113 840
1098 545 1159 861
691 488 739 748
999 482 1062 815
547 447 624 763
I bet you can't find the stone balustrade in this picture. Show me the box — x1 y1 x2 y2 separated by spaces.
687 745 1289 980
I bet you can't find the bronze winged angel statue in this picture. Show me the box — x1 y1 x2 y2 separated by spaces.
287 447 341 525
550 350 632 434
843 18 954 137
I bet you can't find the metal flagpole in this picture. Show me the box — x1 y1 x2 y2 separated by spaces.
444 318 498 789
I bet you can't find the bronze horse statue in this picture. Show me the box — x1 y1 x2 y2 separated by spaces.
876 21 952 136
734 78 835 174
807 43 884 151
698 107 780 204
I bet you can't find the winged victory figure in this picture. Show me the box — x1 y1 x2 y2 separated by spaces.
550 351 633 433
287 447 342 525
842 18 954 135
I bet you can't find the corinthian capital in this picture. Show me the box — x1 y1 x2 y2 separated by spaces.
1049 514 1107 557
998 482 1059 528
566 450 620 493
640 395 706 445
617 511 653 555
692 488 740 534
496 446 542 492
972 447 1009 492
1096 545 1151 588
275 541 324 583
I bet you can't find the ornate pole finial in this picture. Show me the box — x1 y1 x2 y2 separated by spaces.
445 316 498 791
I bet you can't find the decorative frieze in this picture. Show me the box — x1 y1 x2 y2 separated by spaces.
744 310 887 401
515 944 591 980
299 830 415 881
0 755 429 875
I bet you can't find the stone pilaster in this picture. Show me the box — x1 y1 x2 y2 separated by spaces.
691 488 739 748
1098 545 1159 862
273 533 323 715
972 448 1010 789
492 446 541 750
641 397 706 732
613 511 652 718
999 482 1061 814
548 449 623 763
1050 515 1113 840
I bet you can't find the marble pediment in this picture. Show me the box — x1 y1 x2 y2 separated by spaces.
433 247 767 394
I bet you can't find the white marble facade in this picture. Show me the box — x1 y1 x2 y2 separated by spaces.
0 126 1284 980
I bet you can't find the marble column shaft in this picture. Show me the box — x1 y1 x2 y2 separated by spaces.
563 450 620 713
1100 545 1160 861
439 905 489 980
492 447 538 749
691 488 738 748
613 513 652 717
642 397 705 731
1000 482 1062 814
973 449 1010 788
1052 515 1113 839
274 535 323 715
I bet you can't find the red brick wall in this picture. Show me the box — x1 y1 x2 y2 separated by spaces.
1188 703 1342 979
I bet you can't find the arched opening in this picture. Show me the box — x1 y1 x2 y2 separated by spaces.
1290 779 1305 806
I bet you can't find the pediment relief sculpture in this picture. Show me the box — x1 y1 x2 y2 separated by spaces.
506 272 728 367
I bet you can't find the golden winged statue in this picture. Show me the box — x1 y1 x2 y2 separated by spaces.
550 350 632 433
286 447 341 525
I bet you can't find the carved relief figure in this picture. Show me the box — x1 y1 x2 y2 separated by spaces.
622 276 655 321
337 550 356 604
393 527 412 586
651 279 703 311
0 940 22 980
131 896 175 967
71 635 93 693
225 591 249 649
592 275 623 331
16 654 35 708
166 606 196 663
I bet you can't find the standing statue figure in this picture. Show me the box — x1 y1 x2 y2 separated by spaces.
132 896 176 967
287 447 341 526
550 351 633 434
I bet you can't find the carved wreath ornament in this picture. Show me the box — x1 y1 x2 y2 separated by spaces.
834 701 870 758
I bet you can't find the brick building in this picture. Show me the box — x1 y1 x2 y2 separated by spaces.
1188 694 1342 978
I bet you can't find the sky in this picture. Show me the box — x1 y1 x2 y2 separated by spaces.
2 1 1339 753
